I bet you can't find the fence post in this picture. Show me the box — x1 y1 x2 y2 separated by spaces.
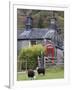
26 59 27 73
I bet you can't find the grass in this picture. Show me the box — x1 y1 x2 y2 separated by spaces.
17 66 64 81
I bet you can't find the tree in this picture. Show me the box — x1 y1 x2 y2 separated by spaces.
38 14 44 28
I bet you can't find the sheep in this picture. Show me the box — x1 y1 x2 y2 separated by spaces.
27 69 35 80
36 67 45 75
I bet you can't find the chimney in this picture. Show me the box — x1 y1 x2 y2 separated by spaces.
25 16 33 30
49 17 58 31
48 11 59 32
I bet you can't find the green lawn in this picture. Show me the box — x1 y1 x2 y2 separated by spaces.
17 67 64 81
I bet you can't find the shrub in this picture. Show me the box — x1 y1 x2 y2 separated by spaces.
18 44 44 69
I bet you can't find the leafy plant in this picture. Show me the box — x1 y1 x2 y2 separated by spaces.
18 44 44 69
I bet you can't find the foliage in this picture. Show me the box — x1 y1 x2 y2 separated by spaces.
17 9 64 41
18 44 44 69
17 9 64 30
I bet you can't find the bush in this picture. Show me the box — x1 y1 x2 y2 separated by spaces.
18 44 44 69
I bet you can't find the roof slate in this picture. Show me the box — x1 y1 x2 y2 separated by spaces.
17 28 63 49
17 28 56 40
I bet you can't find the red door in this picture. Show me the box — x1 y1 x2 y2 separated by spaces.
45 44 54 64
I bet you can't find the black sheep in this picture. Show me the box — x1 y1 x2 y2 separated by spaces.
27 69 35 79
37 68 45 75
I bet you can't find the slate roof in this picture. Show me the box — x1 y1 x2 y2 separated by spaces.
17 28 63 50
17 29 24 37
17 28 56 41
